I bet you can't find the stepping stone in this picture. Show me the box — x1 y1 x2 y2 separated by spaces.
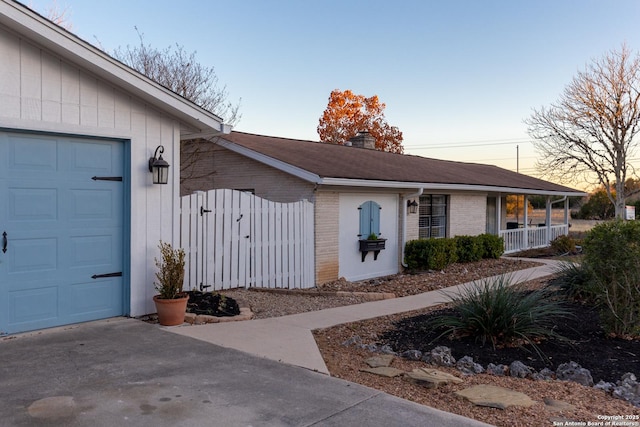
455 385 536 409
406 368 464 388
543 398 576 413
360 367 405 378
365 355 395 368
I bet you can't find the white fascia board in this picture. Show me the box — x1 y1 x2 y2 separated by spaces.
0 1 225 134
216 139 323 184
319 178 587 197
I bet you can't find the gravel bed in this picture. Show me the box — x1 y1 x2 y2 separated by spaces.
219 258 541 319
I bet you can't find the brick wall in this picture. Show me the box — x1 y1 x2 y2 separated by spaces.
314 190 340 284
449 193 488 236
181 141 315 202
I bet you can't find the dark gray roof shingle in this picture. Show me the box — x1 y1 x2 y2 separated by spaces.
221 132 583 194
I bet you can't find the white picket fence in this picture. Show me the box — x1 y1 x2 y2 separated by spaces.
180 189 315 290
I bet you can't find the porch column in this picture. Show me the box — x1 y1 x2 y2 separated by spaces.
496 195 502 233
545 196 552 244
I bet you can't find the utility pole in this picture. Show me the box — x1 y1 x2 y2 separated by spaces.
516 145 519 224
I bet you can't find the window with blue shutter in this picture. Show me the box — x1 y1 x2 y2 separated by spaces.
358 201 381 238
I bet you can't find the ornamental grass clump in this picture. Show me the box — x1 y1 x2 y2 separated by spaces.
428 275 570 358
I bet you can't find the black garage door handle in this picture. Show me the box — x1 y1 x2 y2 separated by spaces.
2 231 6 253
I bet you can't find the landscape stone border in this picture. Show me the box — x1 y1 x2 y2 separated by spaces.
183 306 254 325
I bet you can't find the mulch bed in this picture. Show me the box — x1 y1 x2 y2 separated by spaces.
379 297 640 384
186 291 240 316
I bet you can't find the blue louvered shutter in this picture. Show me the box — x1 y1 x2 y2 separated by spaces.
358 201 381 238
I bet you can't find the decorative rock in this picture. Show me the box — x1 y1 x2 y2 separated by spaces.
456 356 484 376
342 336 362 347
612 372 640 407
406 368 464 388
594 380 615 393
365 355 395 368
364 344 379 353
556 361 594 387
360 366 405 378
400 350 422 360
378 345 396 355
509 360 534 378
184 312 197 324
486 363 507 376
423 346 456 367
455 385 536 409
533 368 555 381
543 398 577 413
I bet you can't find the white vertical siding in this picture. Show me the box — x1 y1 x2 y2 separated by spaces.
0 25 191 317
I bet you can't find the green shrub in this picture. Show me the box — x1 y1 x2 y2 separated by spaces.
550 235 577 255
404 238 458 270
427 275 570 358
477 233 504 259
582 220 640 336
454 235 483 263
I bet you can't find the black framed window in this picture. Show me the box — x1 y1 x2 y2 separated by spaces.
418 195 447 238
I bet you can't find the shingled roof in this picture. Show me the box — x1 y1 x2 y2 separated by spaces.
218 131 585 196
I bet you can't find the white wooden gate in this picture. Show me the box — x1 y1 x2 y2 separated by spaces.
180 189 315 290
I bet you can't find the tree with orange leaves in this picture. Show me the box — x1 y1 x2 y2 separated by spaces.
317 89 404 153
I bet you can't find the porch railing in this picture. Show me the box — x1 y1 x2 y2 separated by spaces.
499 224 568 254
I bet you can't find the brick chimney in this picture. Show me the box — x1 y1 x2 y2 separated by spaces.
349 131 376 150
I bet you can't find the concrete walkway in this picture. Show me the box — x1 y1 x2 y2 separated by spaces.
170 258 560 374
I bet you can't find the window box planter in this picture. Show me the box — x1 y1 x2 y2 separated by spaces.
359 238 386 262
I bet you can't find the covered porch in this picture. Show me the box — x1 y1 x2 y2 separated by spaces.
488 194 576 254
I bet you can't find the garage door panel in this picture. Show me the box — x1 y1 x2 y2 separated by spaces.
69 234 115 268
67 279 122 318
8 285 58 325
7 237 57 273
8 187 58 221
70 189 115 220
8 135 57 172
69 141 116 173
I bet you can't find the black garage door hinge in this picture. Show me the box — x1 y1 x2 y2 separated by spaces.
91 272 123 279
92 176 123 181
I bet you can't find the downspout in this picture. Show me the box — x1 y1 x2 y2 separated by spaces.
401 188 424 267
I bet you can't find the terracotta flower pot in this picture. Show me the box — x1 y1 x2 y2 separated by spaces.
153 294 188 326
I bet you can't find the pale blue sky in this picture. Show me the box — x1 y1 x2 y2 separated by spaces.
28 0 640 180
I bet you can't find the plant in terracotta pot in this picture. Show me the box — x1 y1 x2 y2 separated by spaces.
153 241 188 326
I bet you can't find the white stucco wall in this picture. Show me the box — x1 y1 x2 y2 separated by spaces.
0 24 195 317
338 193 399 281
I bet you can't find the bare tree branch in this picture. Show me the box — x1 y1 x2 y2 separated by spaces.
526 44 640 218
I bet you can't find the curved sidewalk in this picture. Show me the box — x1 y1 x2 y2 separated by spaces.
169 258 560 374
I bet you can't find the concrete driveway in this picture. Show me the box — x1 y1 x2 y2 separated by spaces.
0 318 491 427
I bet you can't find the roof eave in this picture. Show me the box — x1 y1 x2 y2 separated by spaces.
0 1 226 137
319 178 587 197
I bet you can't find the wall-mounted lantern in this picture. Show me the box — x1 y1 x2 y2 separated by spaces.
149 145 170 185
407 199 419 214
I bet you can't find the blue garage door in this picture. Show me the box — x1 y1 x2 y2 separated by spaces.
0 131 125 335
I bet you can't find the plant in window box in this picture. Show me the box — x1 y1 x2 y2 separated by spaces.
359 233 386 261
